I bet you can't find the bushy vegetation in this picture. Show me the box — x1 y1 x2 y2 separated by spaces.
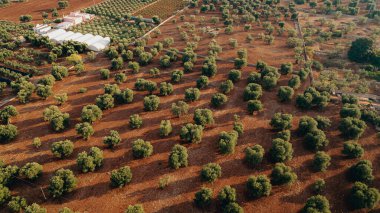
270 163 297 185
132 139 153 159
194 187 213 209
48 169 77 198
201 163 222 183
349 182 380 210
180 123 204 143
169 144 188 169
110 166 132 188
302 195 331 213
245 144 264 168
349 160 374 183
246 175 272 198
77 147 103 173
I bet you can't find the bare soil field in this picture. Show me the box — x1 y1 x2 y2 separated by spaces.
0 3 379 213
0 0 103 23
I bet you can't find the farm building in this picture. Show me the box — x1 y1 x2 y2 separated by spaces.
55 22 74 30
33 24 51 34
63 16 83 25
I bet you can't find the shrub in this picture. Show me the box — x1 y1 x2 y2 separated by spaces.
143 95 160 111
228 70 241 82
276 130 291 142
194 187 213 209
339 117 367 139
77 147 103 173
312 179 326 194
81 105 102 123
0 185 10 205
342 94 358 104
75 122 94 140
347 37 375 64
340 104 361 119
196 75 209 89
304 129 329 151
35 84 53 100
218 185 236 207
202 57 217 77
312 151 331 172
169 144 188 169
51 65 68 80
315 116 331 130
223 202 243 213
7 196 27 212
100 69 110 80
54 93 68 105
277 86 294 102
51 140 73 158
296 87 330 109
288 75 301 89
219 80 234 94
269 138 293 163
243 83 262 101
32 137 42 148
129 114 143 129
20 162 43 180
103 130 121 149
171 70 184 83
96 94 114 110
246 175 272 198
135 78 147 91
193 108 214 126
270 113 293 131
298 116 318 136
342 141 364 158
302 195 331 213
211 93 228 107
185 88 200 102
0 124 18 143
171 101 189 117
349 160 374 183
159 82 173 96
104 84 120 95
247 72 261 84
24 203 46 213
111 57 123 70
48 169 77 198
247 100 263 113
125 204 144 213
0 106 18 124
218 131 239 154
180 123 203 143
280 63 293 75
0 165 19 186
349 182 380 209
110 166 132 188
115 88 134 104
158 175 170 189
132 139 153 159
270 163 297 185
245 145 264 167
159 120 172 137
114 72 127 84
38 75 55 86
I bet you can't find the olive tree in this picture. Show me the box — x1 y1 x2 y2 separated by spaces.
48 169 77 198
270 113 293 131
218 131 239 154
0 185 10 205
96 94 115 110
201 163 222 183
171 101 189 117
349 160 374 183
269 138 293 163
159 82 173 96
339 117 367 139
247 100 263 114
270 163 297 185
132 139 153 159
169 144 188 169
0 105 18 124
246 175 272 198
304 129 329 151
75 122 94 140
277 86 294 102
81 105 102 123
302 195 331 213
143 95 160 111
194 187 213 209
0 124 18 143
196 76 209 89
243 83 263 101
312 151 331 172
51 140 74 158
125 204 144 213
349 181 380 210
211 93 228 107
245 145 264 167
185 87 200 102
110 166 132 188
342 141 364 158
20 162 43 180
76 147 103 173
193 108 214 126
180 123 204 143
7 196 27 213
103 130 121 149
160 120 172 137
129 114 143 129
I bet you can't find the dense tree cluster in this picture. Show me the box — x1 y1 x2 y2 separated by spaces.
296 87 330 109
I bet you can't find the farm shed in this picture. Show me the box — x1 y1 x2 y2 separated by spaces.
63 16 83 25
55 22 74 30
33 24 51 34
69 11 94 21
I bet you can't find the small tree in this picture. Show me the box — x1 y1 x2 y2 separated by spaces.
270 113 293 131
24 203 46 213
169 144 188 169
171 101 189 117
125 204 144 213
20 162 43 180
211 93 228 107
312 151 331 172
77 147 103 173
96 94 114 110
7 196 27 213
145 81 157 94
171 70 184 83
54 93 68 105
218 131 239 154
246 175 272 198
312 179 326 194
180 123 204 143
243 83 263 101
349 160 374 183
339 117 367 139
302 195 331 213
132 139 153 159
270 163 297 185
114 73 127 84
100 69 110 80
269 138 293 163
342 94 358 104
75 122 94 140
103 130 121 149
349 181 380 210
81 105 102 123
110 166 132 188
342 141 364 158
219 80 234 94
277 86 294 102
0 106 18 124
196 76 209 89
51 65 68 81
159 82 173 96
111 57 123 70
36 84 53 100
193 108 214 126
276 130 291 142
48 169 77 198
115 88 134 104
0 185 10 205
194 187 213 209
185 87 200 102
288 75 301 89
340 104 361 119
280 63 293 75
129 114 143 129
159 120 172 137
298 116 318 136
304 129 329 151
143 95 160 111
228 70 242 83
247 100 263 114
201 163 222 183
51 140 74 158
218 185 237 207
233 115 244 136
245 145 264 167
315 116 331 130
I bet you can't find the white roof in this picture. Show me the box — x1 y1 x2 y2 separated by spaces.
55 22 73 29
88 39 111 51
83 35 103 46
52 31 75 42
61 32 83 43
74 34 94 43
47 29 67 39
